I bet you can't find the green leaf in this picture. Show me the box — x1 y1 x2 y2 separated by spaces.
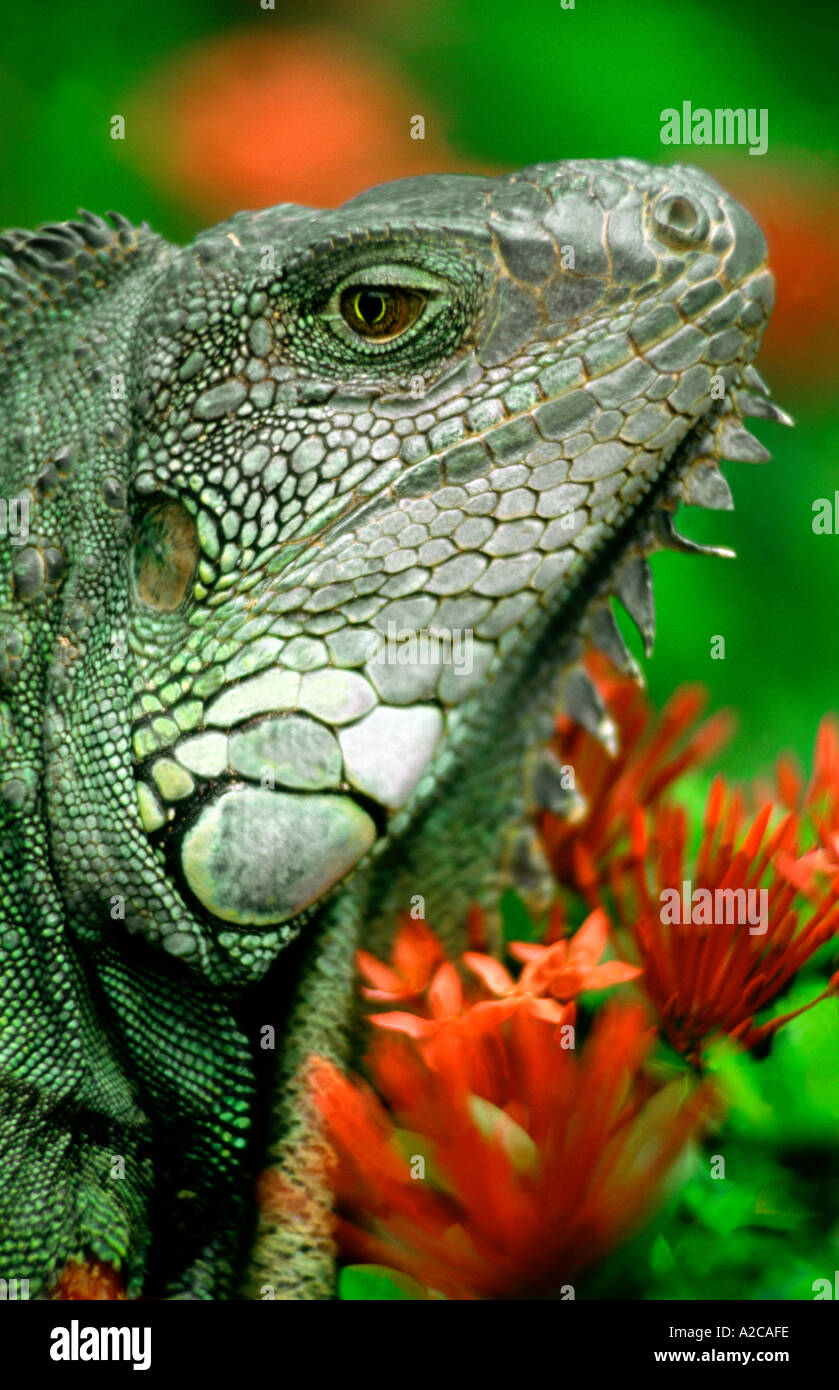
338 1264 429 1301
704 1038 775 1132
705 990 839 1147
649 1234 675 1279
499 889 537 943
467 1094 540 1176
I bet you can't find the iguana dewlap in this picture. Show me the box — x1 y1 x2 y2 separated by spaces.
0 159 789 1298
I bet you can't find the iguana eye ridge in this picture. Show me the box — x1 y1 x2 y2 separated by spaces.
339 285 424 340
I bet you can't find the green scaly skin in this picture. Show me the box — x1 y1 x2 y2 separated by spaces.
0 159 788 1299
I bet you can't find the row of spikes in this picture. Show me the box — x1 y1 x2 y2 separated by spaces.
0 210 152 368
542 363 794 803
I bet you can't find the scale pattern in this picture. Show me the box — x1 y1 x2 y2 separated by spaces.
0 160 787 1298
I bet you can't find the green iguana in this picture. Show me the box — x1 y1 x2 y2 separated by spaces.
0 158 789 1299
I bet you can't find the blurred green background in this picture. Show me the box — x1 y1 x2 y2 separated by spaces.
1 0 837 784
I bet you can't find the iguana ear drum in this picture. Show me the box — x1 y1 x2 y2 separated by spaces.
131 497 198 612
179 786 377 926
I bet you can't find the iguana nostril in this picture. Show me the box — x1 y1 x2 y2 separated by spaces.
653 193 708 244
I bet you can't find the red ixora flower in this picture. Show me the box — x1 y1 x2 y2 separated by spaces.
357 908 640 1040
540 655 733 903
356 916 444 1004
310 1004 709 1300
613 776 839 1062
775 715 839 866
462 907 641 1007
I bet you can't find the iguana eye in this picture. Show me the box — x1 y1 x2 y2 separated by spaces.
339 286 425 341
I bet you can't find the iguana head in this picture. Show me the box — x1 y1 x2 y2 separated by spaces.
120 157 785 977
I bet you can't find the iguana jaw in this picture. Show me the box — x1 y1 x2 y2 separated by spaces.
377 357 791 849
146 363 789 948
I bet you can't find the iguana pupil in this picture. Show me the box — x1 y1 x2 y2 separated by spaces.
341 285 423 338
354 289 386 324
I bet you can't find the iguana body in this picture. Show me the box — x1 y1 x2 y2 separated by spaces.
0 159 786 1298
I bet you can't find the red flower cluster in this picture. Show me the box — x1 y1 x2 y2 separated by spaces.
541 657 733 901
612 778 839 1061
309 662 839 1299
357 908 640 1039
312 1005 708 1300
775 715 839 864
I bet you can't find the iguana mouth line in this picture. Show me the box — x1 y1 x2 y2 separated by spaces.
132 366 784 937
222 369 787 939
213 387 777 998
371 358 790 855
